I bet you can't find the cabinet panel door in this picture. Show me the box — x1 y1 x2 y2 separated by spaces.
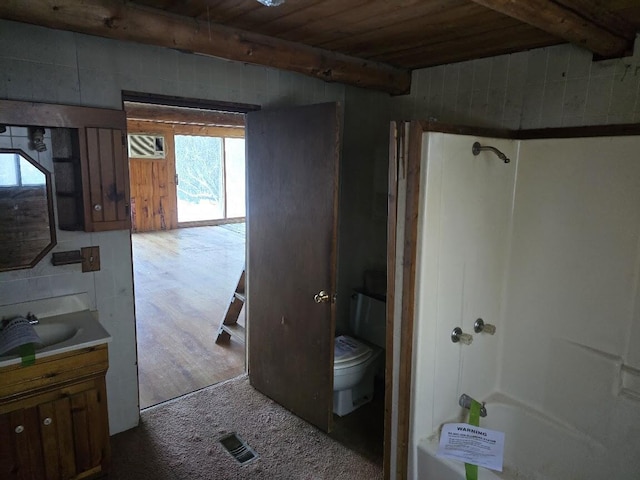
38 398 77 480
53 398 77 479
0 411 21 478
0 408 45 480
69 388 109 475
80 127 131 232
38 402 61 480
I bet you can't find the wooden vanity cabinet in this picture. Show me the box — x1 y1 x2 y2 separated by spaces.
0 344 110 480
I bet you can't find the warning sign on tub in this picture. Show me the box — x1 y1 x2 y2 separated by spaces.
436 423 505 472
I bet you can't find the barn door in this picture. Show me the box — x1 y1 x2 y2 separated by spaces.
246 103 340 432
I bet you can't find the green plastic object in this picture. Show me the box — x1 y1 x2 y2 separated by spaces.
464 399 482 480
19 343 35 366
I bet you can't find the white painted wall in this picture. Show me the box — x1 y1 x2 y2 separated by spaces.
398 37 640 129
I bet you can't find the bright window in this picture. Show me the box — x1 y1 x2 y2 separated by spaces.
174 135 245 223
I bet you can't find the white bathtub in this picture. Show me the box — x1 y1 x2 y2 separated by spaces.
416 393 615 480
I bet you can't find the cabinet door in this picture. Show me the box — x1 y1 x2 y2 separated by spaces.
0 387 109 480
38 398 77 480
68 388 109 475
80 127 131 232
0 408 46 479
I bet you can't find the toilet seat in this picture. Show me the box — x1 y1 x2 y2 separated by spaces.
334 335 373 369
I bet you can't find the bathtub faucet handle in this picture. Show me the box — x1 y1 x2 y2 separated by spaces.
474 318 496 335
459 393 487 417
451 327 473 345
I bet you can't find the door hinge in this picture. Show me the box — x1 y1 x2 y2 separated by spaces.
122 133 126 146
175 174 179 185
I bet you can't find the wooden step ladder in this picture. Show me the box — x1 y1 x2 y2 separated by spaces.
215 268 246 344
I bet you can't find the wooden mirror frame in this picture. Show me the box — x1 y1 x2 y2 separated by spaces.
0 147 57 271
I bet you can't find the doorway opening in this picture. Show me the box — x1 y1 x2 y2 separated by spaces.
124 97 250 409
124 96 390 474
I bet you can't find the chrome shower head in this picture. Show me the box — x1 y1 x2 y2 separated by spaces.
472 142 510 164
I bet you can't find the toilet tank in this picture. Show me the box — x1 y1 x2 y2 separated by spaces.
349 290 386 348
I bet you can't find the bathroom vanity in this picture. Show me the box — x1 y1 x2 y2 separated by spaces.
0 296 112 479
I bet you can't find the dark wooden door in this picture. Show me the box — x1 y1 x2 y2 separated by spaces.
246 103 340 432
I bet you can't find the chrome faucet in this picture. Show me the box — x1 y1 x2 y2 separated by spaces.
25 312 39 325
459 393 487 417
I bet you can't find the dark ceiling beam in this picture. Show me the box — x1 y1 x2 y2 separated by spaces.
469 0 636 58
0 0 411 95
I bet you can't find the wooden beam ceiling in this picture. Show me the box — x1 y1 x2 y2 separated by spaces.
470 0 636 58
0 0 411 95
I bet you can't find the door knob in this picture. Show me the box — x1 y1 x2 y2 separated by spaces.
314 290 332 304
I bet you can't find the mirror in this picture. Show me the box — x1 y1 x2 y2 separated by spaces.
0 148 56 271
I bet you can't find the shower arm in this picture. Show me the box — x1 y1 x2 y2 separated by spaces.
472 142 510 164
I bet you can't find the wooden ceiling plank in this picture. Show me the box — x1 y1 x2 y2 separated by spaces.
195 0 318 27
554 0 637 38
354 17 525 63
323 7 514 59
216 0 329 32
381 24 559 68
184 0 268 24
281 0 466 45
469 0 634 57
252 0 371 37
124 102 246 127
250 0 371 38
194 0 263 24
0 0 410 95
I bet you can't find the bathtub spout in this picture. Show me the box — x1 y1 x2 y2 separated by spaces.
459 394 487 417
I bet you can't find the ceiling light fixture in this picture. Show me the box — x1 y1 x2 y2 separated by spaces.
256 0 285 6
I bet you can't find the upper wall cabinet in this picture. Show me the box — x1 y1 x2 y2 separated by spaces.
0 100 130 233
80 127 130 231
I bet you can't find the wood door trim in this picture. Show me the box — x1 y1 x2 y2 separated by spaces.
387 121 423 480
415 120 640 140
126 120 245 139
384 121 401 480
124 102 245 127
122 91 260 114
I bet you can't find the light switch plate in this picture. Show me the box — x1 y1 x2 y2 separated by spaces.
81 246 100 272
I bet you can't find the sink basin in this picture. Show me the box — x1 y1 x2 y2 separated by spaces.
33 323 78 349
0 306 111 367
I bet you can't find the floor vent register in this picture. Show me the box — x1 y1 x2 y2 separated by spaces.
219 433 259 465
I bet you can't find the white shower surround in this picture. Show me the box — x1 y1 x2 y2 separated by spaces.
409 131 640 479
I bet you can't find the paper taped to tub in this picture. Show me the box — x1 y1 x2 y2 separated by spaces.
437 423 505 472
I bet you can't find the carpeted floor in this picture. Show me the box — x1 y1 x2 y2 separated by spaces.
109 375 383 479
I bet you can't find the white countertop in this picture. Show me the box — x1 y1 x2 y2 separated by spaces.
0 294 112 368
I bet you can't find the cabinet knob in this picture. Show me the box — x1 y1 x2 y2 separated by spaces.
43 417 52 426
93 204 102 212
15 425 24 434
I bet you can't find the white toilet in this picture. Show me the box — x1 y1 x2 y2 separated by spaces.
333 291 386 416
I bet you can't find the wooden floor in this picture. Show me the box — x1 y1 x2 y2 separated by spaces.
132 224 246 409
